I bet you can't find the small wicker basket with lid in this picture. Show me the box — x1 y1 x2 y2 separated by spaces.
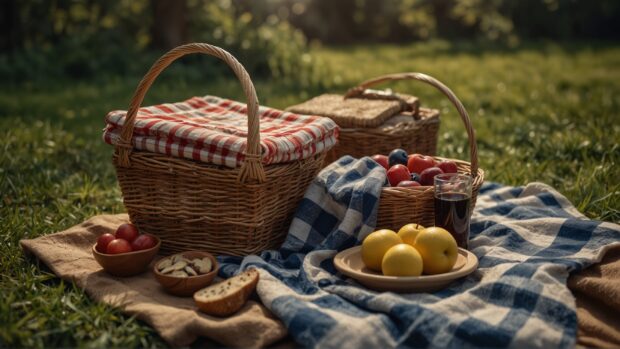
287 74 441 164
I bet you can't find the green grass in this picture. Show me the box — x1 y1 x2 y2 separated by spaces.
1 41 619 347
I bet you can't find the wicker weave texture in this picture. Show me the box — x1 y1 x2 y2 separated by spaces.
377 158 484 230
112 43 327 256
343 73 478 168
324 108 440 164
114 152 325 255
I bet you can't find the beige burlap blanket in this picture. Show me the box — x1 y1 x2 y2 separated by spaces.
20 214 619 348
19 214 288 348
569 245 620 348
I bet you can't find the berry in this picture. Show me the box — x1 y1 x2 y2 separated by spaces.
388 149 408 167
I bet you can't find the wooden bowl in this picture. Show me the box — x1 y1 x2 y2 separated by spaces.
334 246 478 293
92 236 161 277
153 251 219 297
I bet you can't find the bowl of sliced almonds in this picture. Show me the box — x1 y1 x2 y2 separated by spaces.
153 251 219 296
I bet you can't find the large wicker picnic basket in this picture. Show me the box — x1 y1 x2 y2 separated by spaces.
287 75 441 164
367 73 485 229
110 43 331 256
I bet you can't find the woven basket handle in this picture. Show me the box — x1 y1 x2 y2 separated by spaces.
115 43 266 183
344 73 478 176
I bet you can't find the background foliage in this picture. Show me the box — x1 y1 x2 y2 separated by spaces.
286 0 620 43
2 0 619 83
0 0 322 85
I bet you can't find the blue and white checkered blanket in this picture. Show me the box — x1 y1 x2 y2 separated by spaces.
220 156 620 348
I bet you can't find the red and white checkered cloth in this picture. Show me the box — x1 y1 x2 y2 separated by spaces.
103 95 339 167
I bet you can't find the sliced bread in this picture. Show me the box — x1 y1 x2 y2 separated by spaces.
193 268 259 317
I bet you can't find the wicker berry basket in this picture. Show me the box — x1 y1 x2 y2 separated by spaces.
112 43 327 256
368 73 485 229
288 74 440 165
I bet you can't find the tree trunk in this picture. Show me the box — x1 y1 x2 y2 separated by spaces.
151 0 188 50
0 0 21 52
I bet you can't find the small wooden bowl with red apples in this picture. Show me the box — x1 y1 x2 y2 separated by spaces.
92 223 160 277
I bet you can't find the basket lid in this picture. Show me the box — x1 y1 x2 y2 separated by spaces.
103 95 339 168
286 89 419 128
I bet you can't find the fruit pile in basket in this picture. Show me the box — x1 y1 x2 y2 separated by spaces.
372 149 458 187
362 224 459 276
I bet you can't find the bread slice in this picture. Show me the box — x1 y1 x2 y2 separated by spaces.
193 268 259 317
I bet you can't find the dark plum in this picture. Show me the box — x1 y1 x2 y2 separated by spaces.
420 167 444 186
388 149 408 167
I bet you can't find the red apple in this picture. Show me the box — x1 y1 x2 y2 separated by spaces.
96 233 116 253
106 239 133 254
115 223 139 242
407 154 436 174
437 160 458 174
387 164 410 187
419 167 444 186
371 155 389 170
407 154 420 165
397 180 421 187
131 234 158 251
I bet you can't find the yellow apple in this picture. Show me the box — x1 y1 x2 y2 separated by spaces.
381 244 423 276
413 227 458 275
397 223 425 246
361 229 402 272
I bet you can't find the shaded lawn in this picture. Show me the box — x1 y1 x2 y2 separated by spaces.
1 41 619 347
